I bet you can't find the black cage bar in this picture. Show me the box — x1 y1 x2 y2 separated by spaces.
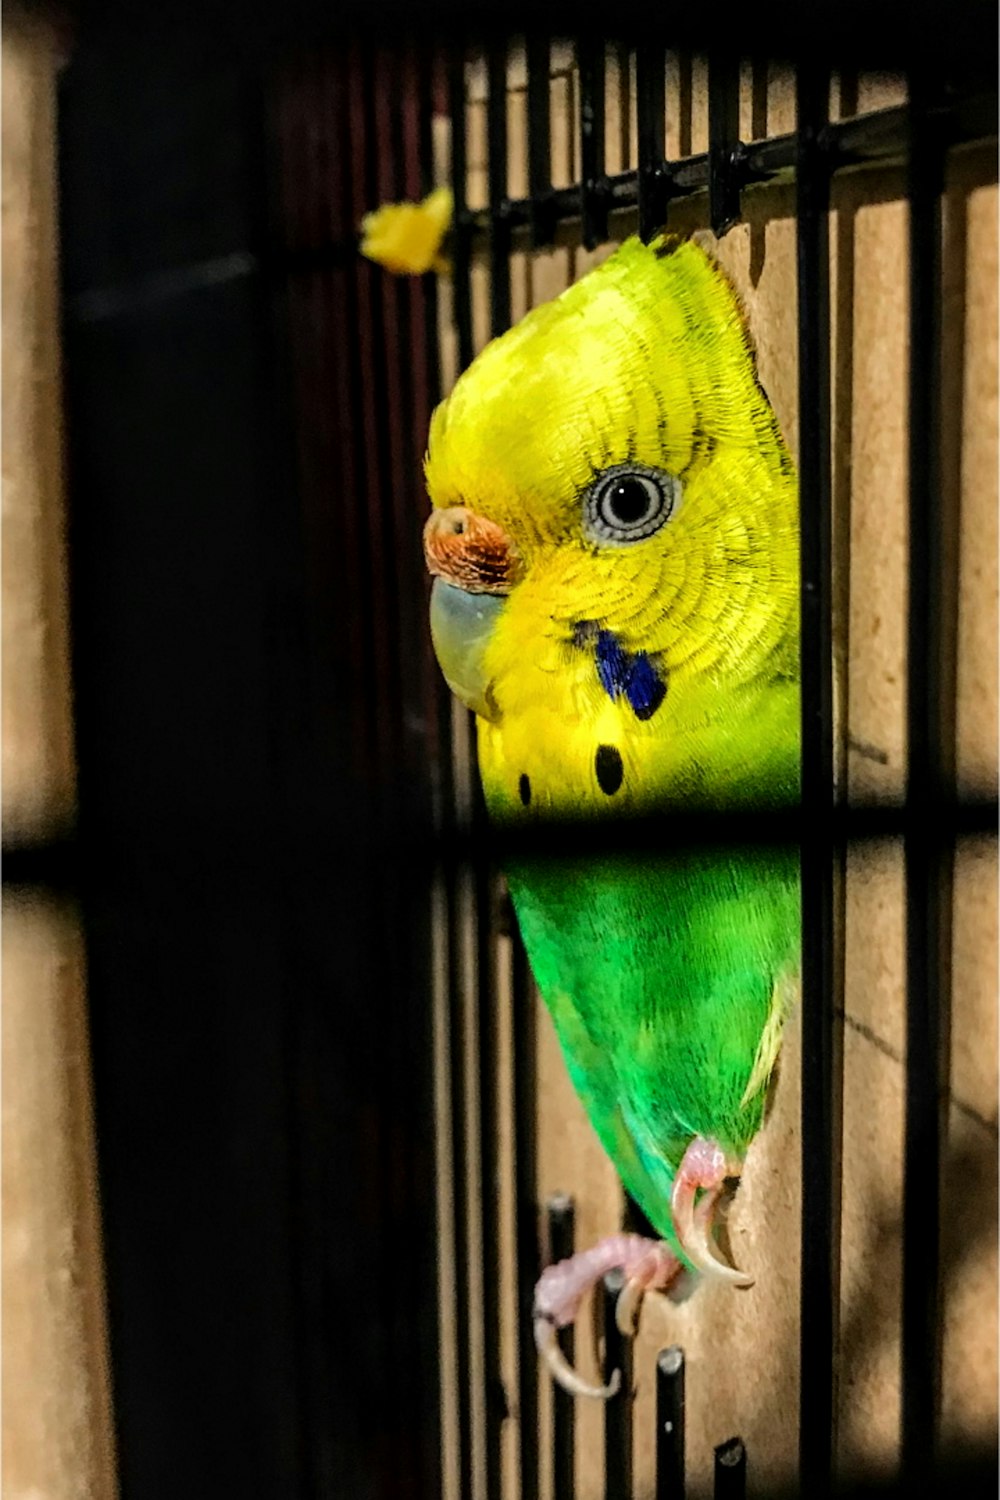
795 57 840 1497
901 70 953 1484
7 12 995 1500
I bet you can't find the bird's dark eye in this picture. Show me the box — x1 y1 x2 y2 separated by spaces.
583 463 681 545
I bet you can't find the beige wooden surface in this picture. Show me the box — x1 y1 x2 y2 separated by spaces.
434 53 998 1500
2 11 118 1500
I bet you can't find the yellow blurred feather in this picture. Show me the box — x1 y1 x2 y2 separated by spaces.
359 186 453 276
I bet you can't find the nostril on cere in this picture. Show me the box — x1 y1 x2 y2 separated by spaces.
423 506 520 594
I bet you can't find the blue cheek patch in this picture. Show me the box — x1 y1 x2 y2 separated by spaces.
592 627 668 721
595 629 630 700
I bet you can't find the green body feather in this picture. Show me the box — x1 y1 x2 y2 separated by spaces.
508 847 799 1250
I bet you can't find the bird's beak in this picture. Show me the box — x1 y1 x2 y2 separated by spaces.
423 507 520 722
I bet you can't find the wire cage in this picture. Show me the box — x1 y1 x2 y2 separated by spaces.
14 3 996 1497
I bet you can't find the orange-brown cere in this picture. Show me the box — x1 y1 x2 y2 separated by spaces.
423 506 522 595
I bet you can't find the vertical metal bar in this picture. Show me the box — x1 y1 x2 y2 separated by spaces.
713 1438 747 1500
413 43 441 463
708 55 742 238
344 40 404 850
487 39 511 336
602 1269 632 1500
548 1195 576 1500
656 1347 685 1500
370 51 434 1474
447 785 475 1500
676 51 693 159
326 50 382 784
623 1193 657 1239
513 931 539 1500
578 38 608 251
616 42 633 172
635 47 667 241
358 41 447 1483
480 46 511 1500
372 46 417 669
411 40 466 1500
526 35 554 248
796 60 841 1500
473 814 500 1500
444 45 475 1500
749 55 769 141
410 45 442 733
300 53 375 785
475 826 501 1500
449 47 473 371
901 70 950 1484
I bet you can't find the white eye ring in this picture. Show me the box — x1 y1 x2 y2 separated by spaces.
583 463 682 545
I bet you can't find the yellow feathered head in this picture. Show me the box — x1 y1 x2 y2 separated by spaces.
422 235 800 816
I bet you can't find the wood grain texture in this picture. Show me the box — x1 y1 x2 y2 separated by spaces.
2 11 117 1500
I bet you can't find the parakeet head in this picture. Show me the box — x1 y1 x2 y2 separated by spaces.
423 235 800 820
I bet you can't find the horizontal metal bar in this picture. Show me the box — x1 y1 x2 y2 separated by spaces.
5 796 996 887
256 93 997 287
457 93 995 247
66 251 257 324
69 98 994 320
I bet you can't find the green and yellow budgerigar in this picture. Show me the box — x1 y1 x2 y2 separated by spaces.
420 233 801 1397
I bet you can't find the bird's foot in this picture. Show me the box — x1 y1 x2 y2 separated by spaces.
670 1136 754 1287
533 1233 682 1399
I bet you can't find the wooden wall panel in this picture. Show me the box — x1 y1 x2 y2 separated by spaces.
2 11 117 1500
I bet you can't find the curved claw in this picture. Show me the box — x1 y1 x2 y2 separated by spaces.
671 1141 755 1287
534 1317 621 1401
674 1194 751 1285
615 1274 646 1337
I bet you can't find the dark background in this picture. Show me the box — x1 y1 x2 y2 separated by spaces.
58 36 444 1500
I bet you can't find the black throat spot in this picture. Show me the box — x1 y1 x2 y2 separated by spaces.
595 745 624 796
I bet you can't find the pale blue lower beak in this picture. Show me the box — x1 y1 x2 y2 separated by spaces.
429 578 507 722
